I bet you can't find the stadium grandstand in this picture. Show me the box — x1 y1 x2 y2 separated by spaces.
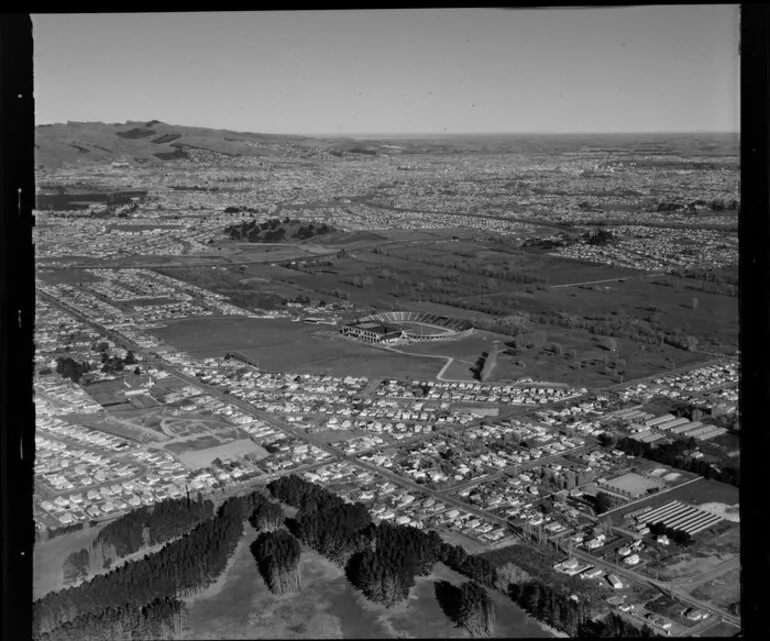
340 311 473 343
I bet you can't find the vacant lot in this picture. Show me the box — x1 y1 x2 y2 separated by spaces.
690 567 740 609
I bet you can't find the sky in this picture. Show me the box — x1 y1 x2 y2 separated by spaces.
33 7 740 136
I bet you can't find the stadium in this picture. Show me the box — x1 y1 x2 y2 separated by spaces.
341 311 473 344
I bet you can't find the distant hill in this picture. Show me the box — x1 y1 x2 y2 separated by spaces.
34 120 327 170
34 121 411 170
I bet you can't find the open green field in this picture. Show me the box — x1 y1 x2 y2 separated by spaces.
182 525 553 640
153 317 446 379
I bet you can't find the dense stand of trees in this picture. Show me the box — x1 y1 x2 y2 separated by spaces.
615 437 738 487
33 491 265 640
435 580 496 636
248 499 284 532
268 475 497 609
251 530 302 595
36 597 185 641
55 357 91 383
508 579 590 635
86 495 214 567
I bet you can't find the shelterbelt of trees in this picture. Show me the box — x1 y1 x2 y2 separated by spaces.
33 492 264 641
62 495 216 585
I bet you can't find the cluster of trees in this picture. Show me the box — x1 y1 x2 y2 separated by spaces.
508 579 590 636
583 228 615 246
657 199 739 213
223 205 260 213
55 357 91 384
588 492 627 515
615 437 738 487
33 491 264 640
98 348 138 375
248 498 284 531
250 530 302 595
470 352 489 381
35 597 185 641
267 475 497 609
504 328 549 352
224 218 332 243
435 580 496 636
537 464 595 492
648 521 693 546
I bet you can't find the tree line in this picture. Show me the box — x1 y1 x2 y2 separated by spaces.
87 494 215 565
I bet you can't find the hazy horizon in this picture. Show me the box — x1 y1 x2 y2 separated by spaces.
34 7 739 136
